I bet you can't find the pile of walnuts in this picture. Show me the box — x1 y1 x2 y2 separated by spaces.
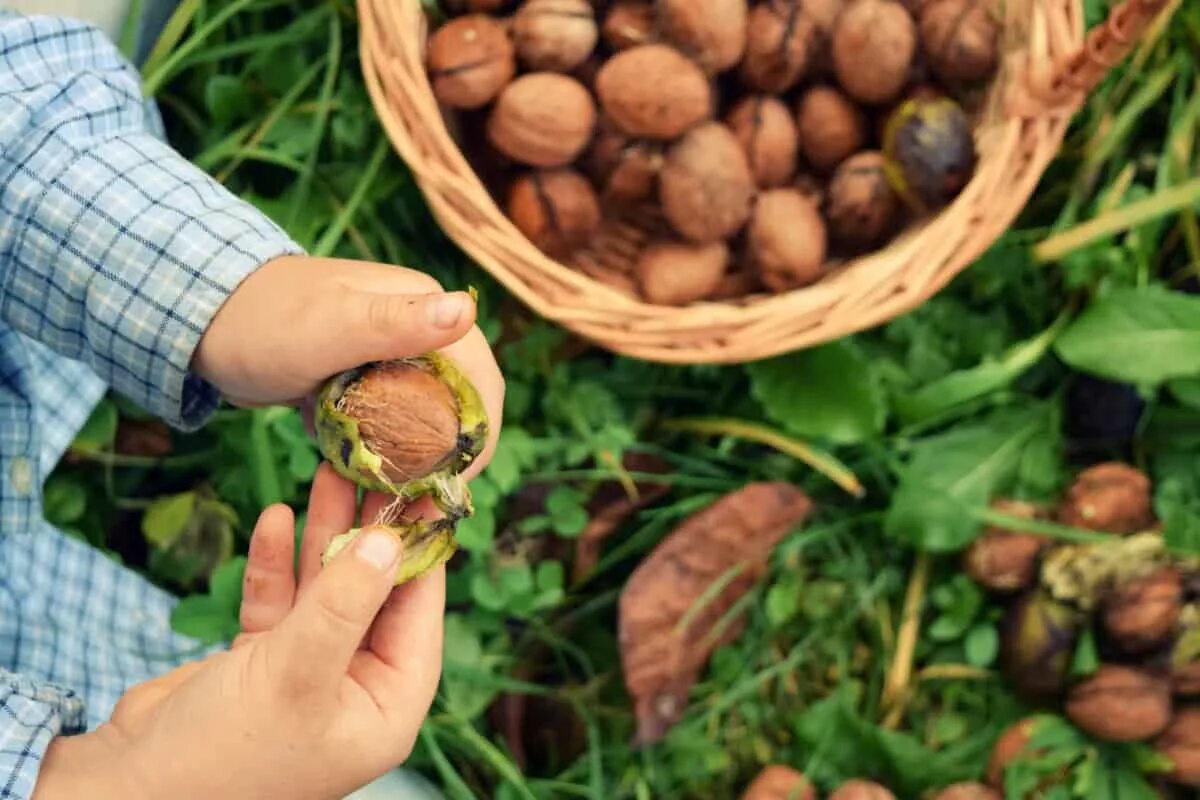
425 0 999 305
964 462 1200 792
738 764 1000 799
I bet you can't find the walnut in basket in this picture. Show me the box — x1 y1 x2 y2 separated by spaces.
919 0 1000 85
659 122 756 243
595 44 713 139
740 1 816 93
601 1 656 51
749 188 828 291
795 85 867 173
635 240 730 305
658 0 748 74
506 169 601 259
826 151 902 248
487 72 597 167
831 0 918 104
512 0 599 73
725 95 799 189
426 15 516 109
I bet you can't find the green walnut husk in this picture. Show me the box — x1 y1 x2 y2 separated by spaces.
881 97 977 213
1000 588 1086 699
314 352 489 584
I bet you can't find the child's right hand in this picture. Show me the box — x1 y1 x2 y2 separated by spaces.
33 464 443 800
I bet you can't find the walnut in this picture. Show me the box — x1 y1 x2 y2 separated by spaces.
506 169 601 258
635 240 729 305
825 151 901 249
749 189 828 291
986 718 1037 788
831 0 917 104
1103 567 1183 654
1156 708 1200 788
595 44 713 139
659 122 755 242
963 500 1047 593
427 15 516 109
601 1 655 50
919 0 1000 84
487 73 597 166
932 784 1001 800
583 126 663 202
828 779 896 800
1066 665 1173 742
726 95 799 188
1057 462 1155 534
659 0 748 73
739 765 816 800
512 0 599 72
796 85 867 173
709 269 763 300
740 2 816 93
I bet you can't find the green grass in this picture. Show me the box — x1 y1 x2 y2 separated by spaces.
47 0 1200 797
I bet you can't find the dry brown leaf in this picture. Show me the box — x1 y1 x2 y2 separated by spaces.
114 419 173 458
740 765 817 800
618 482 815 745
573 452 673 581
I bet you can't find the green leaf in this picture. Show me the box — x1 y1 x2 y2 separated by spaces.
1055 286 1200 385
546 486 588 537
765 576 801 627
485 428 536 494
929 614 970 641
964 623 999 667
170 595 239 645
210 557 247 615
456 508 496 553
748 340 886 444
71 398 118 452
43 477 87 526
470 572 507 611
142 492 197 549
885 406 1048 551
204 74 252 125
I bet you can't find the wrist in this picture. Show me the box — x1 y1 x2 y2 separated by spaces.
33 725 147 800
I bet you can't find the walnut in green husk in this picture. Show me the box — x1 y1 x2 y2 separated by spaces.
1065 665 1173 742
315 355 489 583
1000 589 1085 698
882 96 976 212
1039 531 1168 612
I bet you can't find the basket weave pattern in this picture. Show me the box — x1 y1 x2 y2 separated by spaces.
358 0 1173 364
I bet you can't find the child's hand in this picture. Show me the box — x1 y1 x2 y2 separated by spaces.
192 255 505 478
35 465 444 800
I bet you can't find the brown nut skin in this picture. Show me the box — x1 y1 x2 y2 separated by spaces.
739 765 816 800
1066 665 1173 742
595 44 713 139
919 0 1000 84
427 15 516 109
659 122 755 243
506 169 601 259
796 85 867 173
933 783 1001 800
1057 462 1155 534
749 189 828 291
1156 708 1200 787
740 2 816 93
634 240 728 305
828 779 896 800
659 0 748 73
487 73 597 167
512 0 599 73
602 1 655 50
1103 567 1183 654
831 0 917 105
726 96 799 189
825 151 901 250
963 499 1047 593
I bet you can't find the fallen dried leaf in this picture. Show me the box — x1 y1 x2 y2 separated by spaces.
618 482 815 745
573 452 673 581
115 419 173 458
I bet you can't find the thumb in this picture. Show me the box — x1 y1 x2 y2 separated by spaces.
337 289 477 366
265 526 402 699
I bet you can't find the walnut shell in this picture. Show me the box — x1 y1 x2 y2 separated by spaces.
828 779 896 800
1156 708 1200 787
583 126 663 202
1066 665 1173 742
726 95 799 189
507 169 601 258
739 766 815 800
1103 567 1183 654
635 240 729 305
749 189 827 291
595 44 712 139
487 73 597 166
919 0 1000 84
709 269 763 300
831 0 917 104
601 1 655 50
512 0 599 72
427 15 516 109
659 122 755 242
825 151 901 249
963 500 1047 593
933 784 1001 800
1057 462 1155 534
659 0 748 73
741 1 815 93
796 85 866 172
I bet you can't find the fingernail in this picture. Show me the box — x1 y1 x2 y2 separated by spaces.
355 528 402 570
428 294 466 329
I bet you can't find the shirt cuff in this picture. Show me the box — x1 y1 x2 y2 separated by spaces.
0 670 86 800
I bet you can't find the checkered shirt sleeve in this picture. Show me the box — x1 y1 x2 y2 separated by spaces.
0 12 304 798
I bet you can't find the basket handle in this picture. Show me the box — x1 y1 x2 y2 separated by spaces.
1017 0 1173 112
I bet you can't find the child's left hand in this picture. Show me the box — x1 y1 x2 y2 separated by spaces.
192 254 504 479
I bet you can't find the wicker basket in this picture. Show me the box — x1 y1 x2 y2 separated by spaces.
358 0 1175 365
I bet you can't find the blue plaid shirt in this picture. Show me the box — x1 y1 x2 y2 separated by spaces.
0 13 302 798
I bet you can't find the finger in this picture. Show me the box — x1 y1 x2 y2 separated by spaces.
298 463 358 594
439 326 505 483
368 565 446 685
331 288 477 370
239 504 297 636
266 526 403 698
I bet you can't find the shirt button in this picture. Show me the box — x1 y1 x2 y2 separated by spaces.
10 457 33 496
